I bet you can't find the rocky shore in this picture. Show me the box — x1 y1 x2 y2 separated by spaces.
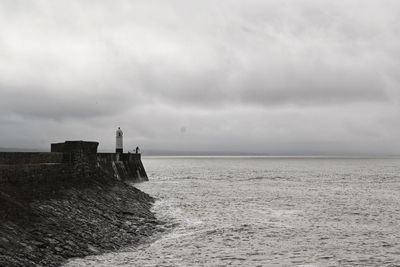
0 173 159 266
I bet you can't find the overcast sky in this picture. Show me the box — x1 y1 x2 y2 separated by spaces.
1 0 400 155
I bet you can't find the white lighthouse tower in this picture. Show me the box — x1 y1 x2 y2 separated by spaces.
116 127 123 153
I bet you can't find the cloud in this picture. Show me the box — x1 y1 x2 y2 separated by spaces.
0 0 400 154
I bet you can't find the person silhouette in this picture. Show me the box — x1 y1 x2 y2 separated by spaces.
135 146 139 154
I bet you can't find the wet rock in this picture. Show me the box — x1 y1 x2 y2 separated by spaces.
65 240 75 247
87 244 99 254
47 238 58 245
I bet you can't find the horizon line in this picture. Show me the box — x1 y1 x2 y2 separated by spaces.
1 146 399 158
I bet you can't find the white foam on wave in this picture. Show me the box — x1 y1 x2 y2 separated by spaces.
152 197 203 228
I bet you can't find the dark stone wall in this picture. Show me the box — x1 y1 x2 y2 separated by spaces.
0 142 147 185
0 153 95 185
51 141 99 154
0 152 64 165
50 141 100 179
0 153 147 185
0 163 71 184
0 152 72 185
97 153 148 182
69 151 98 178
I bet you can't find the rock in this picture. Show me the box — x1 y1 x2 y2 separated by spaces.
66 240 76 247
47 238 58 245
87 244 99 254
63 245 73 251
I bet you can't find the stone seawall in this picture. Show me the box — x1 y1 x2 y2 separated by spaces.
0 163 70 185
0 152 71 185
0 152 156 266
97 153 148 182
0 152 64 165
0 142 155 266
0 152 147 185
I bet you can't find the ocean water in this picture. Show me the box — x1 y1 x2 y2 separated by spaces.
66 157 400 266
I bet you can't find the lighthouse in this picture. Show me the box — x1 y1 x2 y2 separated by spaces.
116 127 123 153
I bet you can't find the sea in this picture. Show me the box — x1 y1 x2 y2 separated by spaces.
66 157 400 266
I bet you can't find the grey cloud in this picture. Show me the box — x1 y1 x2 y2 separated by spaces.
237 66 388 106
1 0 400 154
0 83 144 120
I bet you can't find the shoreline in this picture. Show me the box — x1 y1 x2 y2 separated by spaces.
0 173 160 266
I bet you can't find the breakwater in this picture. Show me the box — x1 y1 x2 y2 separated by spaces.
0 141 148 184
0 141 156 266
